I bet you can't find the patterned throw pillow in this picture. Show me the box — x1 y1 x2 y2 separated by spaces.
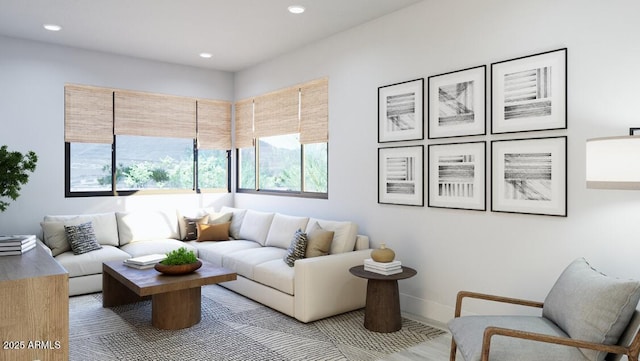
182 215 210 241
64 221 102 255
283 229 308 267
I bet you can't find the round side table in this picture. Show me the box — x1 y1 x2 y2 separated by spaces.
349 265 417 333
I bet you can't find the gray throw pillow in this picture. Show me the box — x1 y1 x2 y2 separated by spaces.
542 258 640 361
65 222 102 255
283 229 307 267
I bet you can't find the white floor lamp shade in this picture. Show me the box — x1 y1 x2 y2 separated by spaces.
586 136 640 189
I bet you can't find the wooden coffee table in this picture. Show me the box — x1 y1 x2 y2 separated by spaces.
349 265 417 333
102 259 236 330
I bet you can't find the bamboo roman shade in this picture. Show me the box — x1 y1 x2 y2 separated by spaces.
233 77 328 148
300 77 328 144
64 84 114 144
114 90 196 139
234 99 254 149
197 100 231 150
254 87 299 138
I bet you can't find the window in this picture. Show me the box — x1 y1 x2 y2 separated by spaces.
64 84 231 196
235 78 328 198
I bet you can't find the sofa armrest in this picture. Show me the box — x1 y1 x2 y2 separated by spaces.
354 235 369 250
294 248 372 322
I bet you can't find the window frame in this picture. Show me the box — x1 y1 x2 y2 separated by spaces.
235 140 328 200
65 141 231 197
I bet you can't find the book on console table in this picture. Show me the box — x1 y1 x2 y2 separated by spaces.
0 234 36 246
0 236 37 256
123 254 166 268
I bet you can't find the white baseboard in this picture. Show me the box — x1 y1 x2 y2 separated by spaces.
400 292 455 326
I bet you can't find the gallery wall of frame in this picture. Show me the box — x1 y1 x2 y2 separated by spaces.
377 48 568 217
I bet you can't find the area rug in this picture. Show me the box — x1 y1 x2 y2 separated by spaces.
69 285 445 361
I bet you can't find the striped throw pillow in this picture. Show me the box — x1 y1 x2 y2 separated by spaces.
283 229 308 267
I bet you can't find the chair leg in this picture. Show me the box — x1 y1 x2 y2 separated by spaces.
450 339 458 361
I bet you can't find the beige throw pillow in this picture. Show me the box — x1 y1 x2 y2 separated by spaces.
305 223 334 258
197 222 231 242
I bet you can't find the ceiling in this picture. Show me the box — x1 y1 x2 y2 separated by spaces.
0 0 423 72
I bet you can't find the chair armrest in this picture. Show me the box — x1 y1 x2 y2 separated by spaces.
481 326 631 361
455 291 544 317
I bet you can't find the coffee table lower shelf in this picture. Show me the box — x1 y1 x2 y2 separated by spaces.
102 260 236 330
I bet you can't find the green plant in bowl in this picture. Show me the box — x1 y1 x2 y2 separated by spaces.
160 247 198 265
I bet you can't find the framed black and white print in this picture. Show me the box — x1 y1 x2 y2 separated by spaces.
491 48 567 134
428 66 486 139
378 145 424 206
491 136 567 216
378 78 424 143
428 141 486 211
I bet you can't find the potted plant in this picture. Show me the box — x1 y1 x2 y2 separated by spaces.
154 247 202 275
0 145 37 212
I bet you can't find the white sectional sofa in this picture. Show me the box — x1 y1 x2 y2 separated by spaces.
40 207 371 322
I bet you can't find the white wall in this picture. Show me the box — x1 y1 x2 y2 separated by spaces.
234 0 640 322
0 35 235 236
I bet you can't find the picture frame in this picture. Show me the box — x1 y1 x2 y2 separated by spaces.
428 141 486 211
630 128 640 135
378 78 424 143
378 145 424 206
428 65 486 139
491 136 567 216
491 48 567 134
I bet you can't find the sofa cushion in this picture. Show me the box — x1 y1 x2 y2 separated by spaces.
197 222 231 242
265 213 310 249
238 210 275 246
55 245 130 278
283 229 308 267
305 218 356 254
305 223 333 258
222 247 286 279
182 215 209 241
116 211 179 245
220 206 247 239
543 258 640 361
190 240 261 267
44 212 119 247
119 239 197 258
254 259 296 295
65 222 102 255
41 221 74 256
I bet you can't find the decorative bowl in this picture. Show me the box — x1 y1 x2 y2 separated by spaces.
154 260 202 275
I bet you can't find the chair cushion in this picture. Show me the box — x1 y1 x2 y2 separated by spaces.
55 245 131 278
448 315 589 361
543 258 640 361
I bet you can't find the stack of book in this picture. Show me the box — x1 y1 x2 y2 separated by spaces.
123 254 166 269
0 235 37 256
364 258 403 275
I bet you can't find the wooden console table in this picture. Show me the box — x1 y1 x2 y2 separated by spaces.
349 265 417 333
0 241 69 361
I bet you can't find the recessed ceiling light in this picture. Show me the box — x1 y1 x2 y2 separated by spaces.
43 24 62 32
287 5 305 14
199 53 212 59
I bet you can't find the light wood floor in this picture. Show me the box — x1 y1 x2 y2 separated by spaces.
378 314 463 361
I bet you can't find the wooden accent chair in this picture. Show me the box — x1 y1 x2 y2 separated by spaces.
448 258 640 361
